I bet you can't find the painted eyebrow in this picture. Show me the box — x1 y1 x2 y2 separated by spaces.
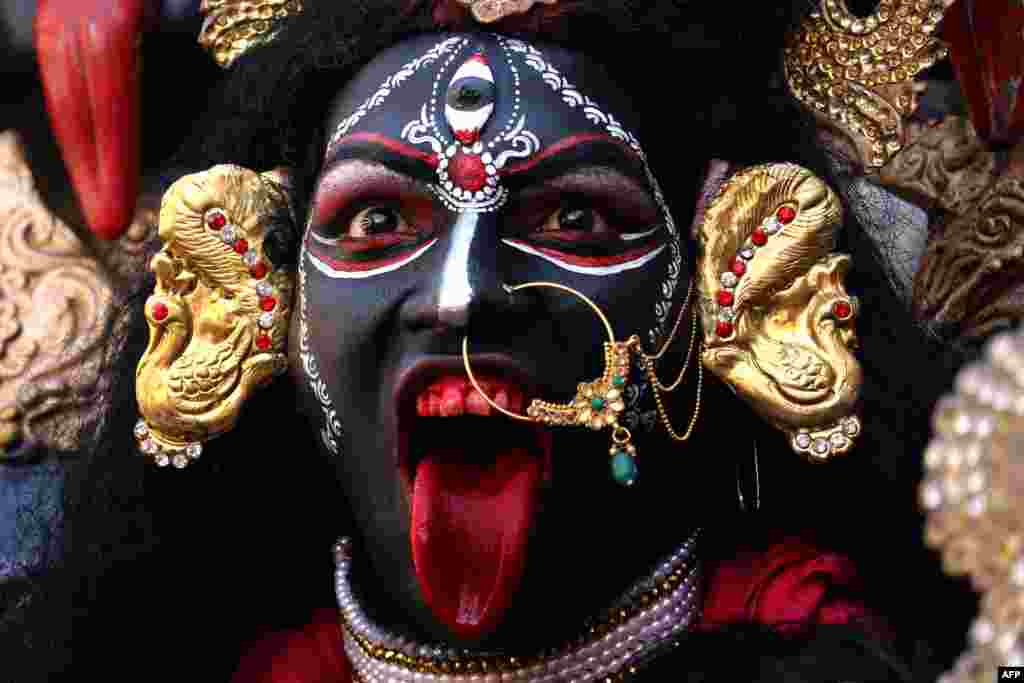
499 133 648 185
309 157 433 227
322 133 438 182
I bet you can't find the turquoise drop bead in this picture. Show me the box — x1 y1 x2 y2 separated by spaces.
610 451 637 486
591 398 606 411
612 375 626 388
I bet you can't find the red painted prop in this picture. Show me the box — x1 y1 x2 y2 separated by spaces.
943 0 1024 145
35 0 155 240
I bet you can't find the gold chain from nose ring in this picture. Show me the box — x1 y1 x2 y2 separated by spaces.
634 279 704 442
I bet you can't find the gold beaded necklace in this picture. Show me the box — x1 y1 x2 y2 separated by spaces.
633 279 703 442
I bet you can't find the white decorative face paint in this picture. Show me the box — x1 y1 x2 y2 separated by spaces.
306 238 439 280
501 239 667 276
445 54 496 144
437 216 478 326
298 241 344 456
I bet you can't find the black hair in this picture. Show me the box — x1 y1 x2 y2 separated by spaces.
2 2 975 681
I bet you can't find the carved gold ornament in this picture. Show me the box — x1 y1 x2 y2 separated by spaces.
454 0 558 23
198 0 303 68
784 0 950 171
0 131 117 457
697 163 862 461
921 330 1024 681
135 165 293 468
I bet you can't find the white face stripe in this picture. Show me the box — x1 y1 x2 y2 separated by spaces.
305 239 439 279
437 216 477 326
501 239 666 276
621 226 662 242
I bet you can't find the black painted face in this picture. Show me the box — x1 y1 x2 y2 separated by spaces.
290 33 693 647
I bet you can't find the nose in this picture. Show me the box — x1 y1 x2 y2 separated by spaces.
403 211 529 334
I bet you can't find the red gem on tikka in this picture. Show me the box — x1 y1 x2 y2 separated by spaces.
454 129 480 145
448 152 488 192
250 262 269 280
718 291 734 307
833 301 853 319
256 334 272 351
234 239 249 255
207 211 227 230
731 258 747 277
152 302 168 321
776 206 797 224
716 321 734 337
751 228 767 246
260 296 277 312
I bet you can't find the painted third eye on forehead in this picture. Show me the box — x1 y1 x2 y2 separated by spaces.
304 36 680 280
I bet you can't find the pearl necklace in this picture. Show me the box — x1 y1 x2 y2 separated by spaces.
334 529 701 682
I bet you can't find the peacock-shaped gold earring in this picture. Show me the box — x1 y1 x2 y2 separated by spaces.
133 165 294 468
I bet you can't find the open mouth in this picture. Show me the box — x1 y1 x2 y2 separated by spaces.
395 360 552 641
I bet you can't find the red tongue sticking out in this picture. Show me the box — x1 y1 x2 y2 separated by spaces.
412 447 542 640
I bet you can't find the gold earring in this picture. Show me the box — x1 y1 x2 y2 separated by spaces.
462 281 704 486
133 165 294 468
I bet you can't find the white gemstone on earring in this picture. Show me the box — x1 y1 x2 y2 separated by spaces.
829 433 846 449
258 313 274 329
844 419 859 436
796 433 811 449
186 443 203 460
134 421 149 439
243 250 259 267
812 438 829 455
718 308 734 322
720 272 738 288
172 454 189 469
154 453 170 467
221 225 238 244
763 218 782 235
141 438 159 455
739 247 754 260
256 281 274 298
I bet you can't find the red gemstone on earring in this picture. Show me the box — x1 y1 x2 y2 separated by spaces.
833 301 853 319
208 211 227 230
776 206 797 224
256 334 272 351
751 228 768 246
234 239 249 255
716 320 734 337
260 296 277 312
731 258 747 277
250 262 269 280
152 302 168 321
718 290 734 307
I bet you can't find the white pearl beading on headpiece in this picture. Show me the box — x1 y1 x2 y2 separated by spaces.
333 530 701 682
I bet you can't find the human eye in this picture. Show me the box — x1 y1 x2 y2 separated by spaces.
306 168 441 278
502 195 666 276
